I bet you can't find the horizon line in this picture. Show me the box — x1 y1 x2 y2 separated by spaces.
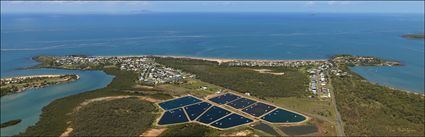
1 11 424 15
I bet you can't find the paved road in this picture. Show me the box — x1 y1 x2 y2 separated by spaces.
329 77 346 136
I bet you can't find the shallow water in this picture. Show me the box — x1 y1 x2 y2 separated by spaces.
0 69 113 136
280 125 318 135
253 123 280 136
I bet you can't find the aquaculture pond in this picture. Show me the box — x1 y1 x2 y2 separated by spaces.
183 102 212 121
196 106 231 124
253 123 280 136
157 94 307 130
280 125 318 136
157 96 253 129
158 108 188 125
210 114 253 129
261 108 306 123
227 98 256 109
158 96 201 110
208 93 241 104
242 102 276 117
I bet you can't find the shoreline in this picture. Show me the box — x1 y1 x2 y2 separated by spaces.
94 54 328 64
32 54 422 94
1 74 80 97
1 74 79 81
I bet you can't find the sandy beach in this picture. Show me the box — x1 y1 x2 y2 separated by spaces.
96 55 327 64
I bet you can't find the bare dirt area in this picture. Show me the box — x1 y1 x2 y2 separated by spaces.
59 127 73 137
251 69 285 75
73 96 133 112
73 95 160 112
140 128 168 137
221 130 255 136
133 84 154 89
138 96 161 103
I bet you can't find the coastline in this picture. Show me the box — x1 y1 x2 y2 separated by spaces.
159 55 416 94
95 54 328 64
52 54 421 94
351 68 424 95
1 74 80 81
1 74 80 97
30 54 423 94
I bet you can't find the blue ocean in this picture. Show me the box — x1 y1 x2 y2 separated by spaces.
1 13 424 136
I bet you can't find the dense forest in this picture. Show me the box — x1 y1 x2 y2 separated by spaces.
159 123 219 136
332 65 424 136
70 97 156 136
155 57 309 98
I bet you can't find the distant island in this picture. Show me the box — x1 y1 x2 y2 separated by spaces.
1 119 22 128
1 74 79 97
402 34 425 40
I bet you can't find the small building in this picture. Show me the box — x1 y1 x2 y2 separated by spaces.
200 86 208 90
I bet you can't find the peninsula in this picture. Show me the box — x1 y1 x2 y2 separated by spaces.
1 74 79 97
402 34 425 40
17 55 423 137
1 119 22 128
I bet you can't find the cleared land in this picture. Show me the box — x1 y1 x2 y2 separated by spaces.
251 69 285 75
141 128 168 137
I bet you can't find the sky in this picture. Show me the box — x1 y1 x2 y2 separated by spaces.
1 1 424 14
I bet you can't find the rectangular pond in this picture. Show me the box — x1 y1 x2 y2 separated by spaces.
208 93 241 104
183 102 212 121
227 98 256 109
158 96 201 110
158 108 189 125
280 125 318 136
253 123 281 136
196 106 231 124
242 102 276 117
261 108 306 123
210 113 253 129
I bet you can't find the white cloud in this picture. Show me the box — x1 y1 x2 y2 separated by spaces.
327 1 352 6
305 1 316 7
